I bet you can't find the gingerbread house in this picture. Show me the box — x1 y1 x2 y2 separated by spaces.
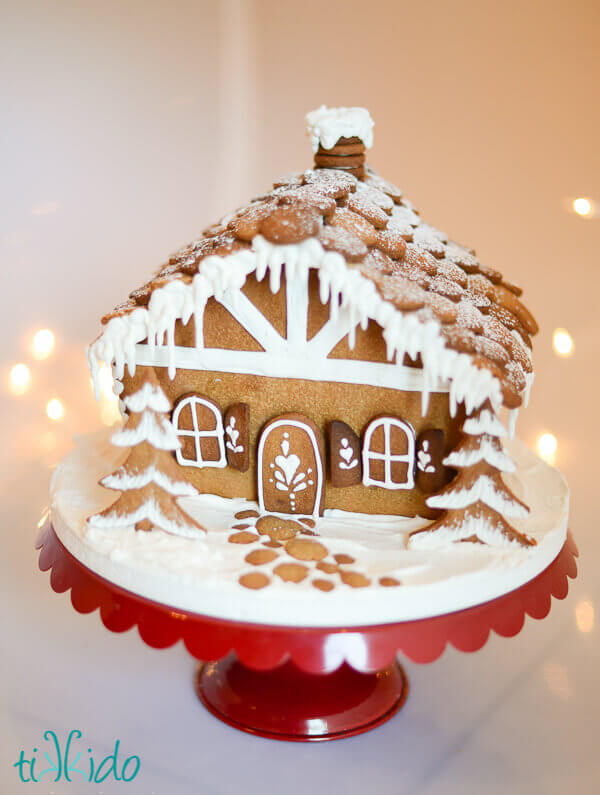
88 106 538 548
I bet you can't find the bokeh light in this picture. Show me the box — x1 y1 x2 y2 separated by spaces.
46 398 65 421
536 432 557 465
575 600 594 634
31 328 55 360
9 363 32 395
552 328 574 357
572 197 593 217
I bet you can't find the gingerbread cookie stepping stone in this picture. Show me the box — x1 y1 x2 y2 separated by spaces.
274 563 309 583
228 531 259 545
256 515 303 541
235 510 259 520
333 553 355 565
285 538 328 562
340 571 371 588
312 579 335 592
239 572 270 590
316 561 339 574
245 549 279 566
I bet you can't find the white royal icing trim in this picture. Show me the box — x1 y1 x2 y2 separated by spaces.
219 289 287 353
523 371 535 408
123 381 171 414
133 345 441 393
305 105 375 152
463 409 507 438
87 498 202 538
172 395 227 469
507 408 519 439
111 411 181 451
443 436 516 473
427 476 528 518
285 266 310 349
88 236 508 419
101 466 198 497
409 516 526 550
362 417 416 490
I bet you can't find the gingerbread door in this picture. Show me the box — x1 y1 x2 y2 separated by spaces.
257 414 325 518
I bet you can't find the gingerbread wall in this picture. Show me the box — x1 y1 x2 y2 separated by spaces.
119 272 463 517
122 364 461 517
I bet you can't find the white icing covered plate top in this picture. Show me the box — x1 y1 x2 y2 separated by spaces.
50 429 569 628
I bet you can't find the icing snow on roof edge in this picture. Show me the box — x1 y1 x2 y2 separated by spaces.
88 235 511 419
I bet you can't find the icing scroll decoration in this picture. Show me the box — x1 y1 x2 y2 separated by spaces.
225 416 243 454
417 441 435 473
224 403 250 472
415 429 446 494
329 420 362 487
269 432 314 513
339 438 358 470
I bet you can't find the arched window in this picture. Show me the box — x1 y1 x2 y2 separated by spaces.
362 416 415 490
172 394 226 469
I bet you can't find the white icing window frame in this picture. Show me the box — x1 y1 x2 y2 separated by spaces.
172 395 226 469
362 417 415 490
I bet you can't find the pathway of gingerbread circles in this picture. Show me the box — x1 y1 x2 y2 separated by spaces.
228 511 402 592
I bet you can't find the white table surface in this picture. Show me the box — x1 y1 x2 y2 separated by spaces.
2 0 598 791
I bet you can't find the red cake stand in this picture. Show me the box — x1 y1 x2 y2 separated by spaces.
36 518 577 742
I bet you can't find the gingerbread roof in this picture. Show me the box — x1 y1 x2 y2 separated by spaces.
95 111 537 412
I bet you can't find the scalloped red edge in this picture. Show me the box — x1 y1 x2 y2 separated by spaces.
36 519 577 673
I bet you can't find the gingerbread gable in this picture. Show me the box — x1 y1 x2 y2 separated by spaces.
91 238 534 422
90 109 537 423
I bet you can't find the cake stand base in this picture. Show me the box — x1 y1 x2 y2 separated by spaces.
195 655 408 741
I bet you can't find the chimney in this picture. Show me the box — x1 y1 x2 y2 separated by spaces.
305 106 375 179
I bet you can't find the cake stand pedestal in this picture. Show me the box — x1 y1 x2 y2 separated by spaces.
36 519 577 742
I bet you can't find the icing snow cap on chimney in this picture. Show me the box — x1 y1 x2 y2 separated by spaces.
305 106 374 179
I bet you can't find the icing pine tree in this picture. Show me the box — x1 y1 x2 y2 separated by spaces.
89 368 204 537
410 402 534 548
